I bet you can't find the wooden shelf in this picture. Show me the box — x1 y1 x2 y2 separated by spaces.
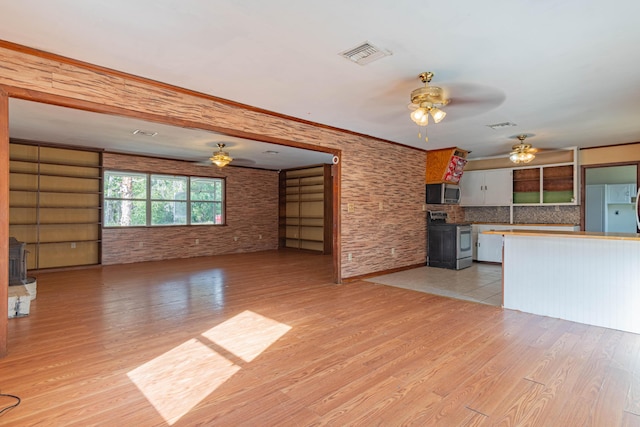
11 222 101 226
9 156 102 168
512 161 576 205
10 170 101 178
425 147 468 184
11 205 101 210
10 189 103 195
279 165 332 254
9 141 102 270
17 239 102 245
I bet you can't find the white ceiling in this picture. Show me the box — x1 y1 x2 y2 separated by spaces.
1 0 640 167
8 99 334 170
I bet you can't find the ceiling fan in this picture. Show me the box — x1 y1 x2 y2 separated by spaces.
408 72 449 129
210 143 233 167
509 135 538 164
405 71 506 141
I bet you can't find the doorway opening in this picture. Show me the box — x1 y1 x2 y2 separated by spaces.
584 164 639 233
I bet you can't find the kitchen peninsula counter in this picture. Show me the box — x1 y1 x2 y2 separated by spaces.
484 229 640 241
486 228 640 333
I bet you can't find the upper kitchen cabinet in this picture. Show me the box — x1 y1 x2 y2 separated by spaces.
513 165 575 204
512 148 578 205
425 147 469 184
460 169 512 206
461 146 578 206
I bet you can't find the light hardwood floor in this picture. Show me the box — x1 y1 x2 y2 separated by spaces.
1 251 640 426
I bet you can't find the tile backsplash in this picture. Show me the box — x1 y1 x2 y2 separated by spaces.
464 205 580 225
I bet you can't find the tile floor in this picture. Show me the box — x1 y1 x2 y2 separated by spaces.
366 262 503 306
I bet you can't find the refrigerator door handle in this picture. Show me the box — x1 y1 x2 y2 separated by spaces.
635 187 640 229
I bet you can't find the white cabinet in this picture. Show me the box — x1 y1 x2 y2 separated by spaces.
607 183 636 204
473 224 580 263
477 232 504 262
473 224 507 262
460 169 512 206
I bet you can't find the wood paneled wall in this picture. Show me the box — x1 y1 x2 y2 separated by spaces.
0 41 427 281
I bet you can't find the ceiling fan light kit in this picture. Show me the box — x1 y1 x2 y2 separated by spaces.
210 143 233 167
409 71 449 142
509 135 537 164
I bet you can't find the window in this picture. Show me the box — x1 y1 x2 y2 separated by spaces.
190 177 224 225
151 175 187 226
104 171 147 227
104 171 225 227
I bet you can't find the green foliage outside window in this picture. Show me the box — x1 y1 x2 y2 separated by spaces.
104 172 147 227
104 171 224 227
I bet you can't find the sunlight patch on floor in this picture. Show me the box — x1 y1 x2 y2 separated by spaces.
127 310 291 424
202 310 292 362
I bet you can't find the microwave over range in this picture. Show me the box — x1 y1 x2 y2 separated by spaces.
426 183 461 205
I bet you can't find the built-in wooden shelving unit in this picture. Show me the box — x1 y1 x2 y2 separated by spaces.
513 164 575 204
9 141 102 270
279 165 332 254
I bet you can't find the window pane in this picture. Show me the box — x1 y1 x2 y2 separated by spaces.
104 200 147 227
190 177 222 201
151 175 187 200
214 202 223 224
151 201 187 225
190 202 214 224
104 172 147 199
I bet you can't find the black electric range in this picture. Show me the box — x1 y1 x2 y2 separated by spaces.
427 211 472 270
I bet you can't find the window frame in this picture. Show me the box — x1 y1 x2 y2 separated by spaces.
103 170 226 228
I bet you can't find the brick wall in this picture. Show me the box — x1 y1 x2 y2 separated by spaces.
340 142 426 277
102 153 279 265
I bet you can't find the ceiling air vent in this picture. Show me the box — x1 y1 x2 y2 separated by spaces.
339 42 391 65
132 129 158 137
486 122 517 130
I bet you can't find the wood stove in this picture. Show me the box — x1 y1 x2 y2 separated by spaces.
9 237 27 285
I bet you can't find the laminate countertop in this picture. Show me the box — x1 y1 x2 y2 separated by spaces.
483 229 640 241
472 223 578 227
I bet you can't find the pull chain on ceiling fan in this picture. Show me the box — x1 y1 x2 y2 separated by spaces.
408 71 449 142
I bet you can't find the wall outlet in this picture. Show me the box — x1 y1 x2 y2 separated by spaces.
233 236 239 242
347 203 355 213
195 238 199 244
348 253 352 261
391 248 395 256
70 242 76 249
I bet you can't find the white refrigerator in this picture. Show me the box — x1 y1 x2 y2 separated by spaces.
636 187 640 230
